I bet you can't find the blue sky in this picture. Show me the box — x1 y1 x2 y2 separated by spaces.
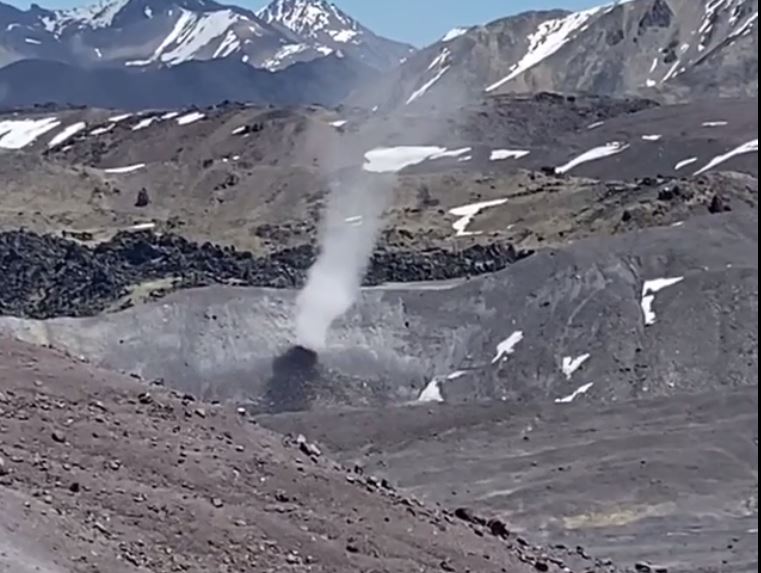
8 0 603 47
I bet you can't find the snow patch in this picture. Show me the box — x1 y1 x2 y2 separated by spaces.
587 121 605 130
674 157 698 171
363 146 444 173
363 146 471 172
407 66 450 105
104 163 146 174
231 125 247 135
417 379 443 403
160 111 180 120
328 29 358 43
45 0 130 34
125 9 245 67
662 60 681 83
449 198 507 237
694 139 758 175
641 277 684 326
0 117 61 149
48 121 86 148
427 48 450 71
492 331 524 363
485 5 602 92
701 120 728 127
131 117 158 131
176 111 205 126
329 120 348 128
262 43 310 70
107 113 132 122
561 354 590 380
129 222 156 231
641 134 662 141
441 27 468 42
555 383 594 404
90 124 115 136
418 369 469 403
24 37 41 45
213 29 240 58
555 142 629 174
490 149 530 161
160 10 241 65
728 11 758 39
430 147 471 160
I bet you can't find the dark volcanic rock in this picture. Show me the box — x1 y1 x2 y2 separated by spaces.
134 188 150 208
0 230 529 319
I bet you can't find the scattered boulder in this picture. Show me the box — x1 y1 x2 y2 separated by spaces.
135 188 150 208
296 434 322 458
454 507 485 526
708 194 731 214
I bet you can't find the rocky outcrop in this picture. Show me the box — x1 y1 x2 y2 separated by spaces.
0 229 529 319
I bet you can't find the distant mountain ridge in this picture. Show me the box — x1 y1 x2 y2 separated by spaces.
0 0 412 109
349 0 759 111
0 54 372 110
0 0 757 111
0 0 412 71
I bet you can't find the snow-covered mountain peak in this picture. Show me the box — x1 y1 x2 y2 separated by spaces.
255 0 413 68
1 0 412 74
257 0 360 43
38 0 235 34
42 0 130 32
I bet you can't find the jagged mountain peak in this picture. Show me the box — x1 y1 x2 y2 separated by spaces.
48 0 132 28
257 0 357 41
257 0 413 68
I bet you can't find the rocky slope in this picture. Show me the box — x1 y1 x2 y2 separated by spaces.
2 336 612 573
1 210 756 410
260 385 759 573
0 95 756 256
350 0 759 111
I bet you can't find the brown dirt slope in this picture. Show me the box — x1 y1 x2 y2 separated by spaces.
0 337 622 573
